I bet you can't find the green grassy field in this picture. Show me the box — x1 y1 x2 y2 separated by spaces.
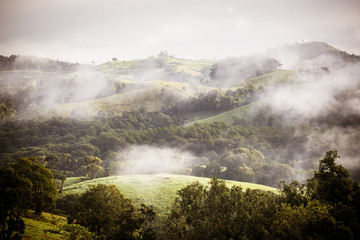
21 174 276 239
99 56 213 78
185 99 268 126
22 213 67 240
182 69 297 126
233 69 297 89
61 174 277 215
7 57 296 121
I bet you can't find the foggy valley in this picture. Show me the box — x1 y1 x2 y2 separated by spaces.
1 0 360 239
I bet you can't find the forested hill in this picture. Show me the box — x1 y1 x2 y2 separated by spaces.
1 42 360 188
1 41 360 239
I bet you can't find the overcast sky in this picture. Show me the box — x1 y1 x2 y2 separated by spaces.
0 0 359 63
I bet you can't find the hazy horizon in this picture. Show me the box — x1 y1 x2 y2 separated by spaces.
1 0 359 63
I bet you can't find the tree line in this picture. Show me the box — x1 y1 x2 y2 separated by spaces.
1 150 360 239
0 110 312 186
0 55 78 72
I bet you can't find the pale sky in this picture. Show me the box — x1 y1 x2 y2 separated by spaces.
0 0 359 63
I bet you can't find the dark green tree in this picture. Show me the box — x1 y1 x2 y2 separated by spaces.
45 155 65 193
0 101 15 120
307 150 353 205
306 150 360 238
83 156 103 179
278 180 309 207
13 157 57 215
61 224 95 240
271 200 350 240
165 177 277 240
0 167 32 240
46 153 74 193
68 184 156 240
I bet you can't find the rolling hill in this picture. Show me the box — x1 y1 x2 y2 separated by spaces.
61 174 277 215
184 100 266 126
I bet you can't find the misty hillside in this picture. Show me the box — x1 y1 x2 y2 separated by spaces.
2 0 360 238
265 41 360 69
1 41 360 186
2 41 360 239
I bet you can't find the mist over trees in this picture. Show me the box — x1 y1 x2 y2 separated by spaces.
0 55 78 72
163 150 360 239
1 44 360 184
1 41 360 238
209 56 280 86
1 149 359 239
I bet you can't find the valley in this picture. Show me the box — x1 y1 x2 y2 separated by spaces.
1 41 360 239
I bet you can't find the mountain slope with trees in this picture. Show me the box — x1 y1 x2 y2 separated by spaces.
1 41 360 239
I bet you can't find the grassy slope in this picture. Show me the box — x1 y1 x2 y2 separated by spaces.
185 99 267 126
61 174 277 215
232 69 296 89
8 60 294 120
166 57 214 77
22 213 67 240
23 174 276 238
11 57 213 119
99 56 213 79
183 70 297 125
18 86 162 118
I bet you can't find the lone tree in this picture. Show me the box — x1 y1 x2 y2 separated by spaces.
13 157 57 215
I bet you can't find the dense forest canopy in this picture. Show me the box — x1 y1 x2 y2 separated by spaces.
1 43 360 185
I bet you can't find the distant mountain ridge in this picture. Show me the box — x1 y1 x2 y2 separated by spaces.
1 41 359 71
263 41 360 69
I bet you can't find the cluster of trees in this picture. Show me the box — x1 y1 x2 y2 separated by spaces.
2 65 359 185
1 111 308 186
0 55 78 72
0 158 156 239
110 52 191 83
164 84 261 114
67 185 156 239
52 150 360 239
163 150 360 239
0 157 57 239
2 149 360 239
0 101 15 120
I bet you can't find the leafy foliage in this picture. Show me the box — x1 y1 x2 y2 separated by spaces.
271 200 345 240
307 150 354 204
0 112 305 186
13 157 57 215
61 224 95 240
83 156 103 179
68 184 156 239
164 151 360 239
164 177 277 239
0 167 32 239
